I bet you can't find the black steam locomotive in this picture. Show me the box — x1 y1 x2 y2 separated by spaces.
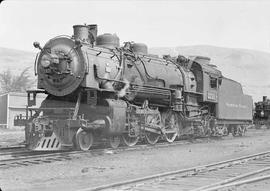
254 96 270 128
20 24 253 151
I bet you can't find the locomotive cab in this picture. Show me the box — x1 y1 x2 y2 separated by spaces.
187 56 222 117
189 56 222 103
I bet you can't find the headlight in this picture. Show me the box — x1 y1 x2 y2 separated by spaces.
40 54 51 68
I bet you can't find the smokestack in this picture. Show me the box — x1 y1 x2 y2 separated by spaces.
73 25 90 43
263 96 267 102
88 24 98 44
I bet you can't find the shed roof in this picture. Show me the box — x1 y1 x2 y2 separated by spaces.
0 91 47 98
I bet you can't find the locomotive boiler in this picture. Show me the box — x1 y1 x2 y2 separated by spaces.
20 24 253 151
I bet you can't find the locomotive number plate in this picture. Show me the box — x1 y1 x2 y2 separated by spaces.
207 91 217 101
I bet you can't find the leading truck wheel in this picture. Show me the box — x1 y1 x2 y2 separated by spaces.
75 128 94 151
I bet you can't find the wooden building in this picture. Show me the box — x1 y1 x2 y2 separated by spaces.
0 92 46 129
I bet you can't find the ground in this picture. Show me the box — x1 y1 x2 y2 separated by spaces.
0 128 24 147
1 128 270 191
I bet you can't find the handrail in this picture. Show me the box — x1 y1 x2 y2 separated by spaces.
34 52 40 76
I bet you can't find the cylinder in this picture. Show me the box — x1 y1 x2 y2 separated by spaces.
88 24 98 43
131 43 148 54
73 25 89 43
263 96 267 102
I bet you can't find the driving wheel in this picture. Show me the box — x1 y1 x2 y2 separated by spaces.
145 113 161 145
162 111 178 143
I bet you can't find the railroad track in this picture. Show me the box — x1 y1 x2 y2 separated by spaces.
80 151 270 191
0 136 215 169
0 144 25 151
218 176 270 191
0 130 257 170
0 145 29 159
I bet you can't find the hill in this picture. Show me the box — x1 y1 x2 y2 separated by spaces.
150 45 270 102
0 47 36 74
0 46 269 102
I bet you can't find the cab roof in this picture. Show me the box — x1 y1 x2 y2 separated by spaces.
188 55 222 77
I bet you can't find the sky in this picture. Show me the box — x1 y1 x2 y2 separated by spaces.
1 0 270 52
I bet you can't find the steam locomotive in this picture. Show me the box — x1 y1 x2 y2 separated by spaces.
254 96 270 128
21 24 253 151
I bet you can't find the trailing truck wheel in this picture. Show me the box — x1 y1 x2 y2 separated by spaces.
75 128 94 151
232 125 246 137
109 135 121 149
122 134 139 147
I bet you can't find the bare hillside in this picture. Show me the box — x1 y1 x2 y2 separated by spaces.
150 45 270 102
0 47 36 75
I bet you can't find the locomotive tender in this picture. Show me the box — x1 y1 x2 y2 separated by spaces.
23 24 253 151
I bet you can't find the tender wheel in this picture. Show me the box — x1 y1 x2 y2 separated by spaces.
255 124 262 129
223 125 229 136
238 125 246 136
109 135 121 149
75 128 94 151
122 134 139 147
162 111 178 143
231 126 237 137
232 125 244 137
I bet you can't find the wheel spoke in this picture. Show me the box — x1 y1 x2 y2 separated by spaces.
164 131 177 143
75 128 93 151
122 134 139 147
162 111 178 143
146 132 160 145
109 135 121 149
145 112 161 145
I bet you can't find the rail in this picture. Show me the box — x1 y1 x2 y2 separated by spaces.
79 151 270 191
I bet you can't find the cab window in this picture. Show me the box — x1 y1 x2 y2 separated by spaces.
210 77 217 89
